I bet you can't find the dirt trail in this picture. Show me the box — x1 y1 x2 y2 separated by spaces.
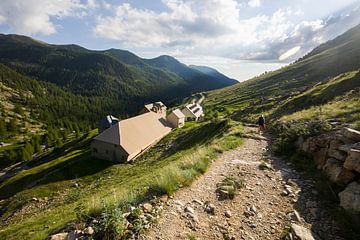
144 127 344 240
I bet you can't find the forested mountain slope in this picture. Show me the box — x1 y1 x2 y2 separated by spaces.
0 34 236 108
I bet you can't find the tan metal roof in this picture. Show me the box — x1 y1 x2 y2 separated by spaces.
94 112 172 157
171 109 185 119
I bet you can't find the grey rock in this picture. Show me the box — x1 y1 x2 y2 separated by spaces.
287 210 302 223
344 149 360 173
205 203 216 215
225 210 232 218
65 230 82 240
142 203 153 213
341 128 360 142
250 205 257 214
323 158 356 184
50 233 68 240
327 149 347 161
339 181 360 212
185 206 195 214
291 224 316 240
313 148 328 169
84 226 94 235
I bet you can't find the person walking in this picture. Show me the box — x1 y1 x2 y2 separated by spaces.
258 115 266 134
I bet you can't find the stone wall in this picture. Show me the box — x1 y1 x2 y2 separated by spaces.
296 127 360 212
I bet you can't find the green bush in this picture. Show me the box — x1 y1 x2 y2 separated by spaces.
94 204 126 240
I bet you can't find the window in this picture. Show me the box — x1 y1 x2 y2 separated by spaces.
93 148 98 153
106 150 109 155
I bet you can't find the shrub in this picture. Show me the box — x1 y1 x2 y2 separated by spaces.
94 204 126 240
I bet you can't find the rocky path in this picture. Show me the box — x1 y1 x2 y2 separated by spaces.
143 127 345 240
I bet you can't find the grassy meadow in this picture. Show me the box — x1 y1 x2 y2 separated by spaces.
0 119 243 240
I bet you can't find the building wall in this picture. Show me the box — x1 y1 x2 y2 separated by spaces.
166 113 185 128
181 108 196 121
91 140 129 163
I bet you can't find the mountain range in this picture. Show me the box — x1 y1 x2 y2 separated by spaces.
0 34 237 126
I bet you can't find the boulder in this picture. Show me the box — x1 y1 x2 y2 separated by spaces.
84 226 94 235
329 139 344 150
339 143 360 153
204 203 216 215
323 158 356 184
142 203 153 213
327 148 347 161
291 224 316 240
302 138 318 154
313 134 333 148
344 149 360 173
50 233 68 240
66 230 82 240
341 128 360 142
339 182 360 212
313 148 328 169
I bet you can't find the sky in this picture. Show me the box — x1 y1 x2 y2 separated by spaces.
1 0 360 81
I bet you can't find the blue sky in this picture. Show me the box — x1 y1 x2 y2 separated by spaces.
1 0 360 81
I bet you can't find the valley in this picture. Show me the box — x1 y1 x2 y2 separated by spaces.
0 17 360 240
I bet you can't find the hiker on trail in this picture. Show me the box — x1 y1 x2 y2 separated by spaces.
258 115 266 134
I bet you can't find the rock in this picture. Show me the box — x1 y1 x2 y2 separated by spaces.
341 128 360 142
143 203 153 213
50 233 68 240
313 148 328 169
225 210 232 218
31 197 38 202
344 149 360 173
249 223 257 228
204 203 216 215
287 210 302 223
185 206 195 214
159 195 168 203
329 139 344 150
281 190 289 196
291 224 316 240
313 135 333 148
186 212 199 223
323 158 356 184
193 199 203 205
302 138 318 154
327 149 347 161
174 200 184 207
339 143 360 153
250 205 257 214
84 226 94 235
339 182 360 212
244 211 253 218
66 230 82 240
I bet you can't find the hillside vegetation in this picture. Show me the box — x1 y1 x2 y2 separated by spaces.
0 120 243 240
205 24 360 130
0 34 237 113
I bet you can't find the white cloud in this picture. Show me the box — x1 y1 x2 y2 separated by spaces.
248 0 261 8
279 46 301 61
0 0 88 35
93 1 360 62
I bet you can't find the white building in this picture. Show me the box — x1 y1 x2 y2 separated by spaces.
181 103 204 121
166 109 185 128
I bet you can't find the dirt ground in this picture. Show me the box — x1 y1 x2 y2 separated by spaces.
143 127 345 240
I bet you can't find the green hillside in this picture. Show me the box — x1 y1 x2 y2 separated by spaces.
204 24 360 129
0 120 243 240
0 34 236 108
